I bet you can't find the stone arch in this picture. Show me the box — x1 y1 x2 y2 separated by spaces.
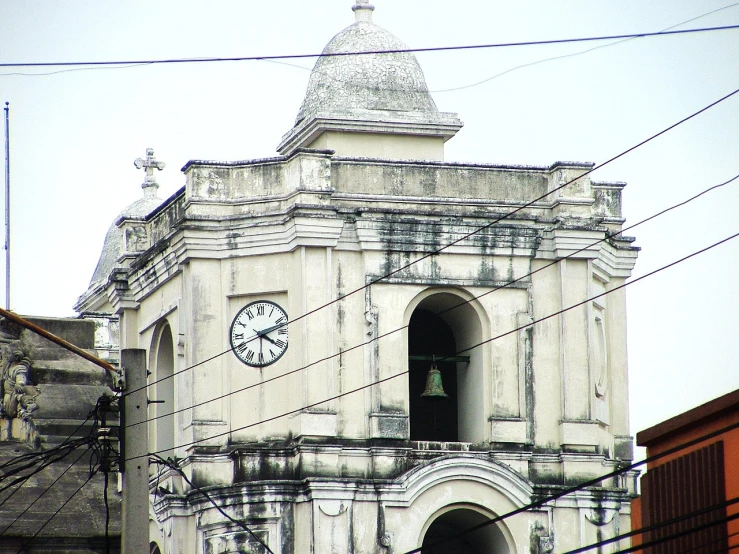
420 504 513 553
382 456 529 553
150 542 162 554
404 288 489 443
149 321 175 457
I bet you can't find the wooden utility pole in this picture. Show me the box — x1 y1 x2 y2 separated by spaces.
121 349 149 554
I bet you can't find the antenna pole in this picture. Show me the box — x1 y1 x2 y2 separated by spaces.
3 102 9 311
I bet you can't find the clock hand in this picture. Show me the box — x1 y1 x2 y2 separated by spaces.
261 334 279 346
256 323 286 337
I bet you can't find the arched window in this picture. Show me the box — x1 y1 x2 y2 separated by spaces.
407 292 485 443
150 542 162 554
149 323 175 457
408 309 458 441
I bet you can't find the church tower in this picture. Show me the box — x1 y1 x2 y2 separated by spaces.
77 2 639 552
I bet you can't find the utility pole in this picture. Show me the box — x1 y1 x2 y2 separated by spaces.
121 349 149 554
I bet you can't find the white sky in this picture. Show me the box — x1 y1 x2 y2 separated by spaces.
2 0 738 455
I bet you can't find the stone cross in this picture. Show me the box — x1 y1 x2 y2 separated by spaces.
133 148 166 190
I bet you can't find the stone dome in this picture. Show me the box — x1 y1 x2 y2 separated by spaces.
295 20 438 125
277 3 462 158
88 192 162 287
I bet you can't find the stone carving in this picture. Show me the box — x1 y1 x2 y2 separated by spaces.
0 346 39 420
530 520 554 554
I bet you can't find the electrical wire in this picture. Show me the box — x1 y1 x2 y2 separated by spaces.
150 454 275 554
262 3 739 95
135 229 739 460
13 467 99 554
126 172 739 430
403 415 739 554
0 444 93 536
1 25 737 73
605 511 739 554
0 439 91 499
561 495 739 553
430 2 739 93
128 83 739 399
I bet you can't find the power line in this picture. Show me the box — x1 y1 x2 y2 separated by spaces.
0 444 93 536
130 83 739 399
607 512 739 554
262 3 739 94
127 172 738 430
562 496 739 554
403 414 739 554
1 25 736 72
150 454 275 554
137 229 739 460
13 467 99 554
431 3 739 93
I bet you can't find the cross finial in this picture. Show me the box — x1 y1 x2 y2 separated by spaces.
352 0 374 22
133 148 165 196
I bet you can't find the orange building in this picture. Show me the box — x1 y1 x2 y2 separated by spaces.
631 388 739 553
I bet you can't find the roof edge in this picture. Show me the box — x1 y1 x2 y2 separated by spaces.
636 388 739 446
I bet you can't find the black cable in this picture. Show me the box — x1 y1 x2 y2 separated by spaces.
562 495 739 553
136 229 739 460
266 4 739 95
128 83 739 399
403 417 739 553
14 467 99 554
0 439 91 499
0 443 93 536
606 511 739 554
1 25 737 71
103 470 110 554
127 172 739 430
150 454 275 554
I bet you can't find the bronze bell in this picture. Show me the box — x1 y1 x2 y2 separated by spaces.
421 363 448 400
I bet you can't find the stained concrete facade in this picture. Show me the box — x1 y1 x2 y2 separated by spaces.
75 2 639 552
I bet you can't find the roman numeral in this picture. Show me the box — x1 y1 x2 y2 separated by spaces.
278 327 287 335
236 342 248 354
246 309 254 320
274 339 286 349
257 305 265 316
233 333 244 340
275 316 286 324
258 352 264 365
245 350 254 362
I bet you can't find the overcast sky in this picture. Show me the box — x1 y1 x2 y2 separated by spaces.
2 0 738 454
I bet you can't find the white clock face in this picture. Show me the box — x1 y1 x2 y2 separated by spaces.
229 300 289 367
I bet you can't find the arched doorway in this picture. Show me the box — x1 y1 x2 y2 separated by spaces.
421 508 510 553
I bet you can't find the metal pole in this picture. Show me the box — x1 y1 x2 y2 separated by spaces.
0 306 117 375
3 102 9 310
121 348 149 554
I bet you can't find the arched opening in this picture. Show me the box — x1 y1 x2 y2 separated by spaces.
150 542 162 554
422 508 510 553
408 309 458 441
149 323 175 457
407 291 485 443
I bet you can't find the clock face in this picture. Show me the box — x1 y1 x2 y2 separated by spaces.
229 300 289 367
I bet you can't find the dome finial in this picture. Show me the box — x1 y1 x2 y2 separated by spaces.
352 0 374 22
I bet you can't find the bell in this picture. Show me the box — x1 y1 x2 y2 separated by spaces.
421 363 448 400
